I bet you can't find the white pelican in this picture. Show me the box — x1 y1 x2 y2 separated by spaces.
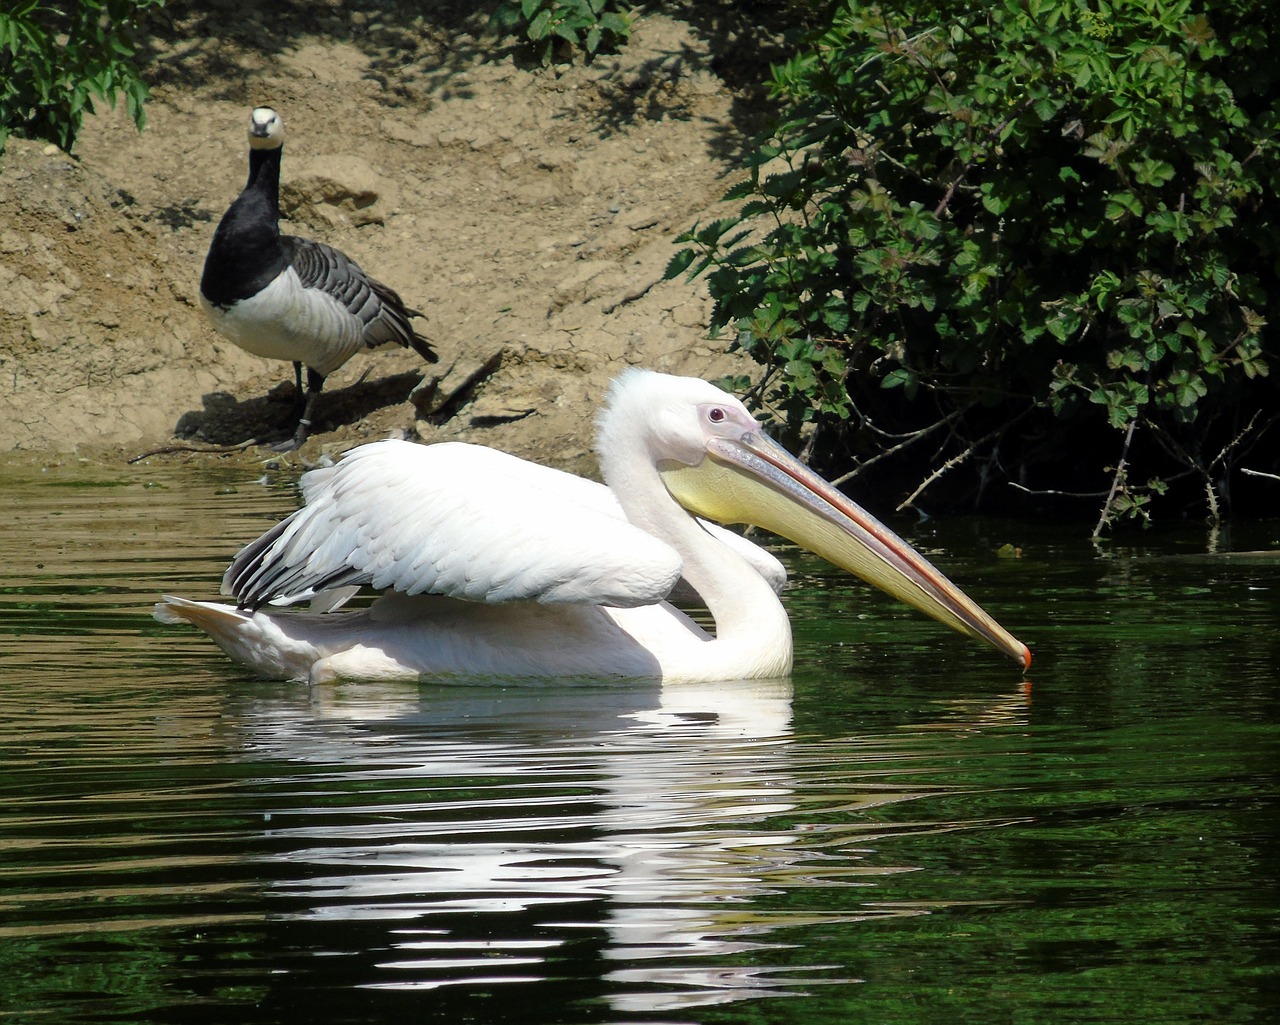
155 370 1031 682
200 107 437 450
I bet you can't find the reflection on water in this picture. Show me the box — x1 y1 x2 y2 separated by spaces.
1 460 1277 1024
222 677 1028 1013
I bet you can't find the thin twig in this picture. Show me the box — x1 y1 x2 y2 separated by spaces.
127 439 258 464
1211 410 1278 472
894 417 1017 512
1144 419 1222 524
1008 482 1109 499
1093 419 1137 538
831 405 969 487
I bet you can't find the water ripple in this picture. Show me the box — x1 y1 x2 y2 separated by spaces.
5 462 1276 1024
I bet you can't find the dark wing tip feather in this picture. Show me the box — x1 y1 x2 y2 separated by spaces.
408 330 439 363
223 511 373 611
222 517 292 610
369 278 438 363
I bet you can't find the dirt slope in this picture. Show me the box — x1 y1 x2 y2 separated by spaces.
0 2 769 474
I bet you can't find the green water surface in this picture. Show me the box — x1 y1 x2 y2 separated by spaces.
0 459 1276 1024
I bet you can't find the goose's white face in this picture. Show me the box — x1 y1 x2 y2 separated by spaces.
247 106 284 150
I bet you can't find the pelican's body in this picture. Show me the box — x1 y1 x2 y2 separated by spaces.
156 371 1030 683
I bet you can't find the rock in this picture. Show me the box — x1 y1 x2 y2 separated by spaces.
281 155 393 228
617 205 662 231
465 392 537 425
380 115 438 149
549 260 626 311
410 350 505 422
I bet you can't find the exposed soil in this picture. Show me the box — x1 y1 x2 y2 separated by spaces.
0 1 777 476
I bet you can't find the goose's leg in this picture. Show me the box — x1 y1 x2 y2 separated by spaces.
272 366 326 452
273 361 307 429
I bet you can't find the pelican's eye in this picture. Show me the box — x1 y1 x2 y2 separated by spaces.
707 407 726 423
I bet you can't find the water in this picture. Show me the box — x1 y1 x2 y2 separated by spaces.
1 458 1277 1024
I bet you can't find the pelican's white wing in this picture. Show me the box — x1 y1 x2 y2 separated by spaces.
223 439 684 609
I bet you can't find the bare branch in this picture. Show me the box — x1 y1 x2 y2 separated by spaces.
128 439 258 463
894 416 1019 512
1009 482 1108 499
1093 419 1138 539
831 405 970 487
1210 410 1279 472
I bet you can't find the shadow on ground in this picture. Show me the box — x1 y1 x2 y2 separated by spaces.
175 371 424 446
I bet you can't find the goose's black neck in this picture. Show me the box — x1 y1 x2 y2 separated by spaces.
246 145 282 217
201 144 288 307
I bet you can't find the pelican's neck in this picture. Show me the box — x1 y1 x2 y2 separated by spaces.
599 440 793 679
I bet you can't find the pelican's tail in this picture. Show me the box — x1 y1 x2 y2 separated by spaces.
155 595 322 682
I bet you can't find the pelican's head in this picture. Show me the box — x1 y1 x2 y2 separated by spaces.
598 369 756 466
600 369 1032 668
247 106 284 150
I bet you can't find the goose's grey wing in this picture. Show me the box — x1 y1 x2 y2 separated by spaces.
285 237 436 361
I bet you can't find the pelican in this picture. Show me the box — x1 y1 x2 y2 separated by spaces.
155 370 1031 682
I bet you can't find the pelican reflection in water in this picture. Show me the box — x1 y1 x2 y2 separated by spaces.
230 676 1033 1011
156 369 1030 682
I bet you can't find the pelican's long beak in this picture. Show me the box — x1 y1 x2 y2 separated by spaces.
659 431 1032 669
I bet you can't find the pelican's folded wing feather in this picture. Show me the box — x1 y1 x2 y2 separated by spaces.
222 439 683 610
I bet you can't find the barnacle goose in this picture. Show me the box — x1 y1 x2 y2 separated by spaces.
199 106 437 450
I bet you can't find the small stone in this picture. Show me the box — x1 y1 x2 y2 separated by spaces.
282 154 393 227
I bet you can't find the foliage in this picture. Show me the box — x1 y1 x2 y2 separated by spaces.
491 0 632 65
668 0 1280 527
0 0 162 154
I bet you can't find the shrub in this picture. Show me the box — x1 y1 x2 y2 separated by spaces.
491 0 633 65
0 0 162 154
668 0 1279 529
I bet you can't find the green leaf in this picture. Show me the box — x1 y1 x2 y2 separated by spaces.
663 248 696 280
527 9 552 41
660 0 1277 527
